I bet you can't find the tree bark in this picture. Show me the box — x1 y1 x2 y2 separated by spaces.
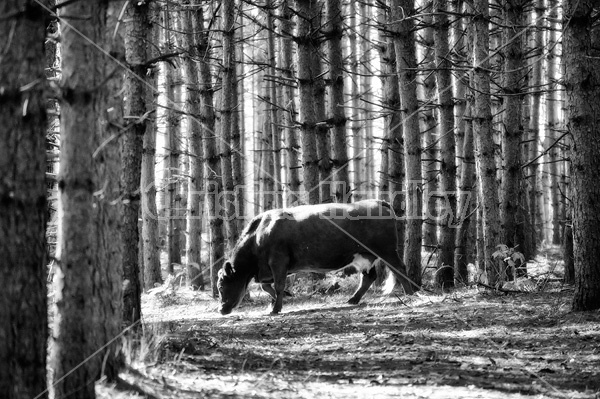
500 0 526 276
326 0 350 202
183 0 205 290
221 0 240 251
563 0 600 311
433 0 457 289
141 6 162 289
528 0 544 247
391 0 423 288
196 5 224 298
0 1 49 397
296 0 320 205
122 0 148 325
349 1 363 201
471 0 503 286
53 0 124 396
280 0 301 205
165 25 183 273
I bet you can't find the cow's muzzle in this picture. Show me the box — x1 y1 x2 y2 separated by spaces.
219 306 232 315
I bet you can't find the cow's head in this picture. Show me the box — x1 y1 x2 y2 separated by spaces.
217 261 251 315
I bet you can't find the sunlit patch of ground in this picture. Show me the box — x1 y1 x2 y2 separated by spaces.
97 267 600 399
96 247 599 398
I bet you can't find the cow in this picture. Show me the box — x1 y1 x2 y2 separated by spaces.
217 199 416 315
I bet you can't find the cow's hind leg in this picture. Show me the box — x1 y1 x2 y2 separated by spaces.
347 266 377 305
268 252 289 315
261 283 277 301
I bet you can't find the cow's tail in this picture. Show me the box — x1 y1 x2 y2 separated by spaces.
382 269 396 295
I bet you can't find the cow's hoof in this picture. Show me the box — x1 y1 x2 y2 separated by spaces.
269 310 281 316
347 297 360 305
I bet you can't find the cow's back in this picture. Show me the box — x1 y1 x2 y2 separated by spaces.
255 200 398 273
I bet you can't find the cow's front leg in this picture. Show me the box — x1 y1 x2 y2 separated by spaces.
268 253 289 315
348 267 377 305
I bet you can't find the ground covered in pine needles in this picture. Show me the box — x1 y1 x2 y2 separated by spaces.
97 267 600 399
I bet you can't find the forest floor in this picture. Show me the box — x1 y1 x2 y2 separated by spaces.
98 248 600 399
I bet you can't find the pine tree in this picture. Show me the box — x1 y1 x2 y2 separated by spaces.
0 1 49 396
471 0 503 286
184 0 206 290
326 0 350 202
563 0 600 311
390 0 422 287
296 0 320 205
53 0 124 395
433 0 457 288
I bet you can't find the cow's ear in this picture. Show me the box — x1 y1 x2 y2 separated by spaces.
223 261 234 276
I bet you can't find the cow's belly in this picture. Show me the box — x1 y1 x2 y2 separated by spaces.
288 253 375 274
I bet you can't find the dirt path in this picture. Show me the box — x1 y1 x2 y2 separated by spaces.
100 288 600 399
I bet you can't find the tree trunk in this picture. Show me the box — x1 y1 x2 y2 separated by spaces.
312 16 332 203
281 0 301 205
419 9 438 250
379 4 408 288
232 0 245 231
296 0 320 205
359 1 375 198
529 0 544 248
500 0 526 277
0 1 48 397
221 0 240 251
433 0 457 289
349 1 363 201
452 0 474 284
563 0 600 311
142 8 162 289
391 0 423 288
165 38 183 274
122 0 149 325
471 0 503 286
53 0 124 395
184 0 205 290
326 0 350 203
547 0 562 245
196 6 224 298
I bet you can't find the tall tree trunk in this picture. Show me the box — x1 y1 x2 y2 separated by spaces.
359 1 375 198
379 4 408 288
0 1 48 397
184 0 205 290
529 0 544 247
326 0 350 202
53 0 124 396
349 1 363 201
391 0 422 288
197 6 224 298
122 0 148 325
232 0 245 231
296 0 320 205
471 0 503 286
500 0 526 277
281 0 301 205
563 0 600 311
312 22 332 203
433 0 457 289
221 0 240 250
142 8 162 289
547 0 561 245
165 35 183 273
454 111 476 284
452 0 474 284
419 8 438 250
266 0 284 208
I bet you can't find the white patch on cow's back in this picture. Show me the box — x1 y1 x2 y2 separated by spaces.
348 254 374 272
